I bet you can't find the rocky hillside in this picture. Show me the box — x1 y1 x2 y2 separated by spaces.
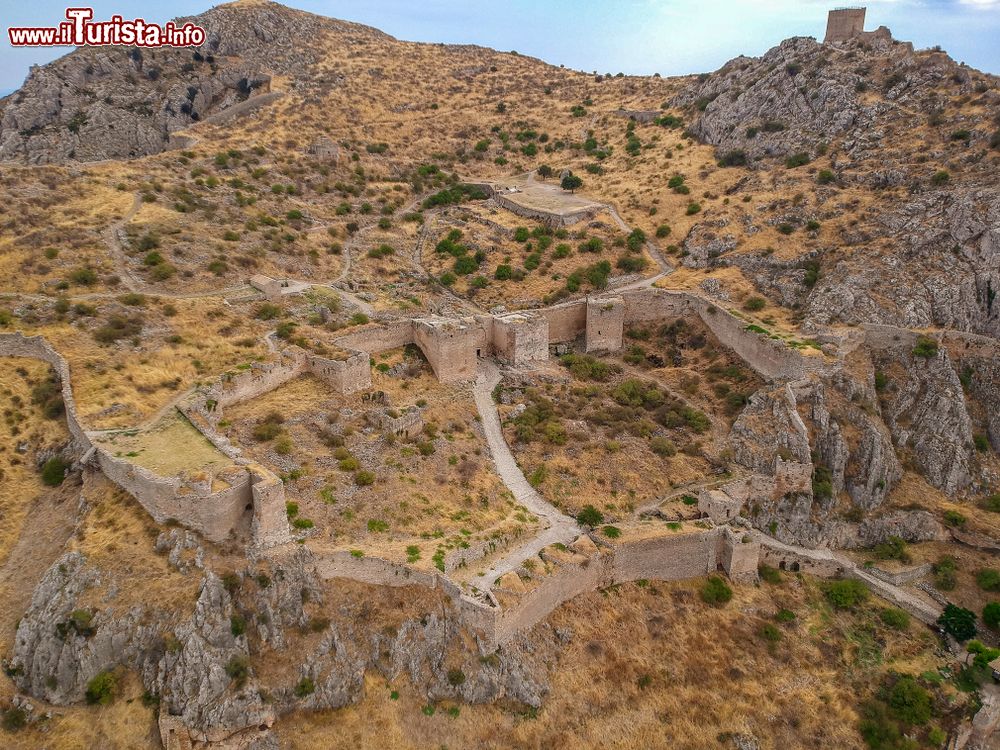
672 33 1000 339
0 1 384 162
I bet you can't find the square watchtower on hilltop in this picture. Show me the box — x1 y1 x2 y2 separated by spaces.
824 7 866 43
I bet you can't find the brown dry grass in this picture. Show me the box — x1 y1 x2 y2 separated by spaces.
275 574 949 750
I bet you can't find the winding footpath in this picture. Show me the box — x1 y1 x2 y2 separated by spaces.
469 359 581 591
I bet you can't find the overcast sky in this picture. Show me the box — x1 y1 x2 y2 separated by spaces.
2 0 998 94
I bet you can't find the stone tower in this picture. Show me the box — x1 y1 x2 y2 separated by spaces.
824 7 866 43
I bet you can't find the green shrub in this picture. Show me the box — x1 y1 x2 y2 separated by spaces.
817 169 835 185
759 623 782 642
775 608 796 622
718 150 747 167
758 565 782 584
977 569 1000 592
700 576 732 607
650 437 676 457
230 615 247 637
40 456 69 486
601 525 622 539
743 296 766 312
823 578 868 610
354 470 375 486
292 518 314 530
879 608 910 630
933 556 957 591
930 170 950 186
983 602 1000 630
984 494 1000 513
85 670 116 705
1 707 27 732
576 505 603 527
294 677 316 697
943 510 967 527
446 668 466 686
784 152 810 168
912 336 938 358
871 536 910 563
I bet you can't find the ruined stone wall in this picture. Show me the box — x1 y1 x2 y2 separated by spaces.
93 449 252 543
0 332 91 455
306 351 371 395
542 301 587 344
493 554 606 644
492 194 596 228
824 7 866 43
586 289 821 381
249 466 291 548
210 353 306 410
314 551 442 589
719 528 761 583
413 320 480 383
585 296 626 352
442 530 523 574
757 542 846 578
377 407 423 438
332 320 415 354
490 314 549 365
608 530 719 582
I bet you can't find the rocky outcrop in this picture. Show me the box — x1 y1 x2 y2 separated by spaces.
807 189 1000 339
0 1 385 163
803 377 901 511
0 48 271 163
873 344 976 495
671 36 885 163
7 548 549 742
728 383 811 473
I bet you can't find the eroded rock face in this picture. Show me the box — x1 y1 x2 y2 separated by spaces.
7 549 549 741
0 50 271 163
0 2 378 163
807 190 1000 339
804 377 901 511
671 36 884 163
873 345 976 495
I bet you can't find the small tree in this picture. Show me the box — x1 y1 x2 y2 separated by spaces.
537 164 554 179
938 603 976 641
561 173 583 193
85 671 116 705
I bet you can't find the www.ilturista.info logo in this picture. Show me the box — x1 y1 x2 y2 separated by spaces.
8 8 206 47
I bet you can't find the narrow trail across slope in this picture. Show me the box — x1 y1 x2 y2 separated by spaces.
104 193 144 292
469 359 580 591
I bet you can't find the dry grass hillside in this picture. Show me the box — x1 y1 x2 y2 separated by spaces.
0 2 998 749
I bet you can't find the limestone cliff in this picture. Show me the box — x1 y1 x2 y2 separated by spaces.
7 548 549 742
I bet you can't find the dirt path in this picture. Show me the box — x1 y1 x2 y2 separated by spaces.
468 359 580 591
104 193 144 292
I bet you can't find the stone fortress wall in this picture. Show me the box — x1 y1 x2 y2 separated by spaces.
1 284 941 649
0 281 827 551
0 333 92 456
313 525 764 649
